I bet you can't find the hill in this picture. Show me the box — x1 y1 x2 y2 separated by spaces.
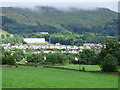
2 6 118 33
1 6 118 45
0 29 13 37
2 7 117 27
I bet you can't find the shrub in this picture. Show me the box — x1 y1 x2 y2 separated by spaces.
46 53 69 65
2 55 16 65
100 54 118 72
2 56 7 64
27 54 44 63
39 60 46 65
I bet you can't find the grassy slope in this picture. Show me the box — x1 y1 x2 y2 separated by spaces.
0 29 13 36
2 7 117 28
2 66 118 88
0 29 9 35
55 64 101 71
1 7 118 38
55 65 120 72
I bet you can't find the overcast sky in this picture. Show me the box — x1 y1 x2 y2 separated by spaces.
0 0 119 12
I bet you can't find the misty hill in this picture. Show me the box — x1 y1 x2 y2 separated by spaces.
1 6 118 39
1 6 118 45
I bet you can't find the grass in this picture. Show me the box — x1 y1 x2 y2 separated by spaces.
54 64 101 71
3 7 117 28
16 62 26 64
0 29 13 36
2 65 118 88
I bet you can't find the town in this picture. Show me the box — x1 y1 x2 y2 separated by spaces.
1 38 103 54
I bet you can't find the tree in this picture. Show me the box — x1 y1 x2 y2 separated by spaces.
6 34 10 37
46 53 69 65
100 54 118 72
23 41 28 44
1 34 5 39
2 56 7 64
98 39 120 64
33 54 44 63
27 54 44 63
2 35 24 45
4 51 11 57
13 49 25 61
79 49 96 64
0 46 5 55
2 55 16 65
46 53 58 64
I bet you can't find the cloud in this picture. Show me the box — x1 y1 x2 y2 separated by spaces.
2 2 118 12
1 0 119 2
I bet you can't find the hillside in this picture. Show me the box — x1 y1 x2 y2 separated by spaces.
1 6 118 45
0 29 13 37
2 7 118 33
2 6 117 27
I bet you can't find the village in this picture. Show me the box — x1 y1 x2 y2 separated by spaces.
1 38 103 54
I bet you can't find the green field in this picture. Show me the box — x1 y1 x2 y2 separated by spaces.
55 65 101 71
2 65 118 88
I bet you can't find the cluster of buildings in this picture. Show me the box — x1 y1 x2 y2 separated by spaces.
31 50 79 54
83 43 102 47
1 38 103 54
83 43 102 49
24 38 45 43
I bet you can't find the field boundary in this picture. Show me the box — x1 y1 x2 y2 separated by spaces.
1 65 19 68
44 66 119 75
16 63 38 67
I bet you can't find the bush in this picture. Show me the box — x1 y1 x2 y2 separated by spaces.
2 55 16 65
46 53 69 65
12 49 25 61
39 60 46 65
27 54 44 63
100 54 118 72
2 56 7 64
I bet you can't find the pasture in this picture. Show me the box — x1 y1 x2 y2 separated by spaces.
2 65 118 88
54 64 101 71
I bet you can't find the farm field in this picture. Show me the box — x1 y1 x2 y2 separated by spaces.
54 64 101 71
2 65 118 88
55 65 120 72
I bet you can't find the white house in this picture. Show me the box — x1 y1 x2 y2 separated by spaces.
40 32 48 34
24 38 45 43
1 43 10 47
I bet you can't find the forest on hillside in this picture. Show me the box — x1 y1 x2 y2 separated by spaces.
1 7 119 45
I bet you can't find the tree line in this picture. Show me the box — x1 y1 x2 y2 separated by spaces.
1 39 120 72
2 16 118 45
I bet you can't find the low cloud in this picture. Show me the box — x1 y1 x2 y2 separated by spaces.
2 2 118 12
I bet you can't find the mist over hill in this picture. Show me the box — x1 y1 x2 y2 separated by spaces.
1 6 118 45
2 6 117 26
